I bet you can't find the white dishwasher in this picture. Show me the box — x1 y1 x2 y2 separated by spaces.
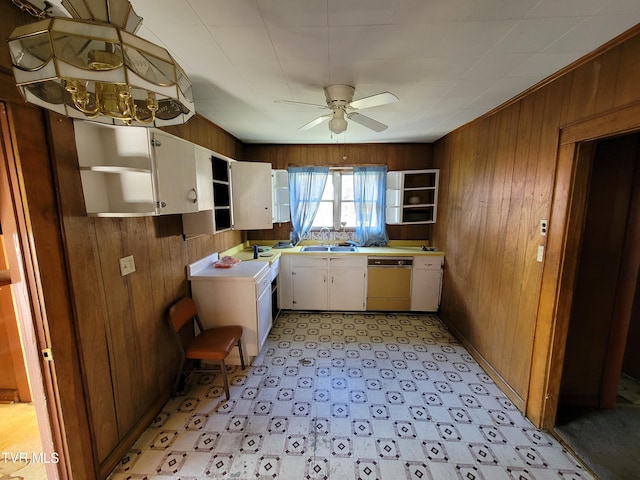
188 253 272 365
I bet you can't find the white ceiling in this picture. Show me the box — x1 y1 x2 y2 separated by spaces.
47 1 640 144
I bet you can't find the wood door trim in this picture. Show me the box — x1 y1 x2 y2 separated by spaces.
0 102 62 478
560 100 640 145
0 99 97 479
530 101 640 429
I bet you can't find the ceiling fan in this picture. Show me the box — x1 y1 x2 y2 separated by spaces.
276 85 399 134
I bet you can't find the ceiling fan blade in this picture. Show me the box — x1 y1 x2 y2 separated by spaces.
298 114 332 131
275 100 329 110
349 92 399 110
348 112 388 132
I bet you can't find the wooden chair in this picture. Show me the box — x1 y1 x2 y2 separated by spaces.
168 297 245 400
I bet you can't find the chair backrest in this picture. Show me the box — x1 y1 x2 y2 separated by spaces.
168 297 199 333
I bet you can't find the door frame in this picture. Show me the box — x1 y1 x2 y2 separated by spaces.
528 100 640 429
0 102 62 478
0 83 97 478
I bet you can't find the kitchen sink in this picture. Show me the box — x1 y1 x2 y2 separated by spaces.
300 246 329 252
329 246 358 252
300 245 358 252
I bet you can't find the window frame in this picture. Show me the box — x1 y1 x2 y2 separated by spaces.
312 168 355 230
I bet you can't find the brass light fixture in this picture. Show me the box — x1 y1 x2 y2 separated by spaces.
7 0 194 126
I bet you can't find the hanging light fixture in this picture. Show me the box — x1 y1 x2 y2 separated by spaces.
7 0 194 127
329 109 348 134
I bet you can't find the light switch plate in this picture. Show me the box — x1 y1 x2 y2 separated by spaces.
537 246 545 262
119 255 136 276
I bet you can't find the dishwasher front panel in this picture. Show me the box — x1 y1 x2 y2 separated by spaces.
367 266 411 311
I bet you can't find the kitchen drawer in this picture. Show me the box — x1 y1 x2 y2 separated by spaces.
413 255 444 269
256 269 271 296
290 256 329 267
328 256 366 268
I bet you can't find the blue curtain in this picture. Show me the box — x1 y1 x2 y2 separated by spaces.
288 166 329 245
353 166 388 246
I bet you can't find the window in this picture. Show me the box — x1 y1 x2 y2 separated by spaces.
312 170 355 229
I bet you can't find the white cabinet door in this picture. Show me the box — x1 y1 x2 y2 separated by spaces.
278 256 293 309
152 131 198 215
329 268 366 311
328 256 366 311
292 267 328 310
231 161 272 230
257 280 273 351
272 169 290 223
411 255 444 312
193 145 214 211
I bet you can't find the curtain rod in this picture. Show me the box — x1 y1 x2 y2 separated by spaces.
287 164 385 169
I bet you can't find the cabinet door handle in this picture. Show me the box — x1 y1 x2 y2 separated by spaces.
189 188 198 203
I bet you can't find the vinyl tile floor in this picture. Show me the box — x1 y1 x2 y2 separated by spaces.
108 311 593 480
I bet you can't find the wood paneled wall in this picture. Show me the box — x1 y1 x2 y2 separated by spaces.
49 112 245 476
244 143 434 241
433 25 640 414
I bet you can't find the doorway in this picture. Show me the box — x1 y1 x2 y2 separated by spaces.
554 133 640 479
0 233 46 480
0 101 61 479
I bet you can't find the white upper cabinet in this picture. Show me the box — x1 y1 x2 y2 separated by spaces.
152 131 199 215
74 121 156 217
182 155 273 235
231 161 273 230
271 169 290 223
74 121 211 217
193 145 215 211
386 169 439 224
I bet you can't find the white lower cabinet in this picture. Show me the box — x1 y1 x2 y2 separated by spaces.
189 264 272 365
410 255 444 311
292 265 328 310
328 257 367 311
280 255 366 311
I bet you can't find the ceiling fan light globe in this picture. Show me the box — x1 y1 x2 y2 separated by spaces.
329 117 347 134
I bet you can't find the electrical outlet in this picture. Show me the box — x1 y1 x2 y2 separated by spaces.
540 219 548 236
119 255 136 276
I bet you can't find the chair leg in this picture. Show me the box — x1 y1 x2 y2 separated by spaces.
237 339 246 370
173 355 186 395
220 360 230 400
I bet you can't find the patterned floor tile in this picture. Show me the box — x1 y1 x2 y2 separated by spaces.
107 312 593 480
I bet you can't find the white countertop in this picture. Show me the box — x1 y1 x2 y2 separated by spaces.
188 253 270 281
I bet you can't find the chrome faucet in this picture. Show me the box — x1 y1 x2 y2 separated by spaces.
320 227 330 246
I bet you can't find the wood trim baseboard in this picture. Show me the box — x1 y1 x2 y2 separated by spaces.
98 391 171 480
438 312 526 412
